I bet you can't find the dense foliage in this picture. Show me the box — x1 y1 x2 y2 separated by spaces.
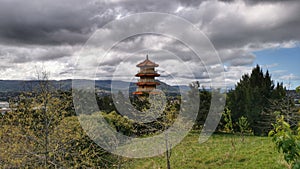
269 114 300 169
193 88 211 130
226 65 287 135
0 78 117 168
269 86 300 169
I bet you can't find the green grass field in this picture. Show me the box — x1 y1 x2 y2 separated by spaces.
121 132 288 169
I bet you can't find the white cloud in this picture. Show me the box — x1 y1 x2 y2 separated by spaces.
0 0 299 89
279 73 300 81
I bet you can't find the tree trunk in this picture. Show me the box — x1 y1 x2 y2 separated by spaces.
165 133 171 169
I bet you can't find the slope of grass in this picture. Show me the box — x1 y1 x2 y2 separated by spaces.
122 132 287 169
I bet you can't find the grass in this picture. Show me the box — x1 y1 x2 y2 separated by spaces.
121 131 288 169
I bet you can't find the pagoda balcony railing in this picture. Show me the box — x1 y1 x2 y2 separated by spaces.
138 79 157 83
137 70 158 74
137 88 151 92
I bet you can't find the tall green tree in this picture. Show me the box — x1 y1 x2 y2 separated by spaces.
193 88 211 130
227 65 286 135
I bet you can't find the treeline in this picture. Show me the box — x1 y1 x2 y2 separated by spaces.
1 65 299 168
0 78 119 168
227 65 286 135
47 65 299 138
0 76 180 168
195 65 299 136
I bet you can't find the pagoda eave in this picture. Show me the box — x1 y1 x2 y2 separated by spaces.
137 65 159 68
135 73 160 77
136 82 160 85
132 91 143 95
132 91 161 95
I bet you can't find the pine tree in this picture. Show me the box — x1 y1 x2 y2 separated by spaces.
227 65 286 135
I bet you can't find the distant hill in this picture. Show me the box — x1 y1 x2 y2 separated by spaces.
0 80 72 92
0 80 187 96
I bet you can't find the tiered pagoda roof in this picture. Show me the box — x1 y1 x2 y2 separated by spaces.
133 55 160 95
136 55 159 67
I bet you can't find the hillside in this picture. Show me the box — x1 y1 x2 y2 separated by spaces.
0 79 186 99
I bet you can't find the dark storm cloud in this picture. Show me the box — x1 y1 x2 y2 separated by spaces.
1 0 299 49
107 0 179 13
0 44 75 63
0 0 185 46
178 0 207 7
243 0 298 5
209 16 300 50
0 0 299 84
218 0 298 4
176 0 300 51
0 0 115 45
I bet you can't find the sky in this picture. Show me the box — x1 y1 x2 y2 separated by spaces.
254 46 300 89
0 0 299 89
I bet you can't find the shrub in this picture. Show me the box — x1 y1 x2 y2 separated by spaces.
269 114 300 169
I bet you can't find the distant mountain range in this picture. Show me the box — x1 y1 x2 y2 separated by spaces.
0 79 190 96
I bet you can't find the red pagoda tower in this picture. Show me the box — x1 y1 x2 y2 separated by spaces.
133 55 160 95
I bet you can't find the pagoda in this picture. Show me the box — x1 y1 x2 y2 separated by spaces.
133 55 160 95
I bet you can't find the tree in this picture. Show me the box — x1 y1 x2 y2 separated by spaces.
193 88 211 130
0 71 70 167
298 86 300 114
0 71 117 168
296 86 300 94
269 114 300 169
269 86 300 169
227 65 286 135
50 116 117 168
132 92 179 169
236 116 252 142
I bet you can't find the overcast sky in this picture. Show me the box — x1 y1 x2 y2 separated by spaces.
0 0 299 89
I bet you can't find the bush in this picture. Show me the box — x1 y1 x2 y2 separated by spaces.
269 114 300 169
